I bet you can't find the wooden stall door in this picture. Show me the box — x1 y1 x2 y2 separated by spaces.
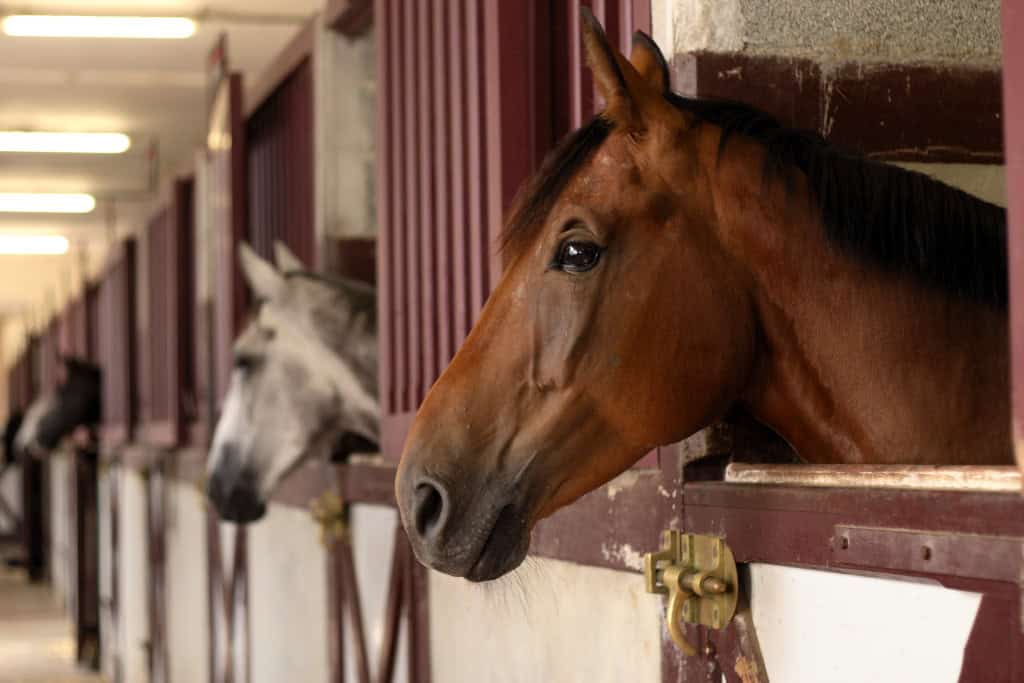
205 70 251 683
98 242 138 449
74 449 101 668
246 56 315 265
376 0 649 457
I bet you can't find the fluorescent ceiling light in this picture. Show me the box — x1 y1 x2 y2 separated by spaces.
0 234 69 255
2 15 196 39
0 193 95 214
0 131 130 154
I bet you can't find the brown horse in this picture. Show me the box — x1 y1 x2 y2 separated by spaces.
396 12 1011 582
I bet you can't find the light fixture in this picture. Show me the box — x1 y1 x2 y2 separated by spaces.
0 131 131 154
0 234 70 255
0 193 96 214
2 15 197 39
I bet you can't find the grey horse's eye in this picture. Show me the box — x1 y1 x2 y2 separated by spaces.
234 353 261 373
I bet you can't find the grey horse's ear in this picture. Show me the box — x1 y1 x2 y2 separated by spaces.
273 240 305 274
238 242 284 301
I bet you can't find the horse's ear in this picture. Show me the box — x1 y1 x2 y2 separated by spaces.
580 8 666 130
238 242 284 301
581 8 632 123
273 240 305 274
630 31 670 94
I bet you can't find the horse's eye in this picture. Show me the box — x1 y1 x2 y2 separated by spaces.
556 240 603 273
234 354 260 373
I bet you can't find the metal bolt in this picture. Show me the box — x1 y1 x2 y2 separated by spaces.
701 576 728 595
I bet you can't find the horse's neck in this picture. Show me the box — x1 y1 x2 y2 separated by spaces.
717 160 1011 465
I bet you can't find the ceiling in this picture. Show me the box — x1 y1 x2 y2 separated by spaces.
0 0 321 341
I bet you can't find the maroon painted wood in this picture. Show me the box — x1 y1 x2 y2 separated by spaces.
1005 0 1024 475
672 54 1002 163
98 241 138 450
376 0 652 460
246 57 315 266
209 74 248 409
206 63 251 683
39 319 59 395
72 449 101 669
327 0 373 36
140 178 195 448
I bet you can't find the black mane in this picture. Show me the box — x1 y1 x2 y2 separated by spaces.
503 94 1007 308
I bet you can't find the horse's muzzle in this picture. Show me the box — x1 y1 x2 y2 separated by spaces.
207 443 267 524
397 460 530 581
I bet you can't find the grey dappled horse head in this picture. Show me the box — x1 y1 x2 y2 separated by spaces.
15 357 101 454
206 242 379 523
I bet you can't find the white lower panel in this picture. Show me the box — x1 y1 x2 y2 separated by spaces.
0 462 20 534
48 452 71 608
430 558 662 683
119 467 151 683
750 564 981 683
164 480 210 683
247 502 330 683
345 505 408 683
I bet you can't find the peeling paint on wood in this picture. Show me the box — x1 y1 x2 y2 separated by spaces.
671 53 1003 163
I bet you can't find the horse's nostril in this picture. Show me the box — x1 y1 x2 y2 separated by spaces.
414 482 445 539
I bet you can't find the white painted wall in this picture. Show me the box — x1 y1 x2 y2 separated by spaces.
119 466 151 683
750 564 981 682
0 462 20 535
247 502 330 683
164 478 210 683
345 504 408 683
47 451 71 609
430 558 663 683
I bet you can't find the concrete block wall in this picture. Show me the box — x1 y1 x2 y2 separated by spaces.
316 20 378 245
653 0 1001 66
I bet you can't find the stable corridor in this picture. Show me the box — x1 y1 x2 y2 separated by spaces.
0 544 105 683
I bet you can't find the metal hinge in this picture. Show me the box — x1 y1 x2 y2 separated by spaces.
644 530 740 656
310 491 348 546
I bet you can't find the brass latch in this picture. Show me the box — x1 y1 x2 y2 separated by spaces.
644 530 739 656
310 491 348 545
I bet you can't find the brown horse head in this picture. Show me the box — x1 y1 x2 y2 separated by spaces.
397 16 760 581
396 12 1010 581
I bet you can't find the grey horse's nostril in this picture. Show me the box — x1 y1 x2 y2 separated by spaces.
413 481 445 539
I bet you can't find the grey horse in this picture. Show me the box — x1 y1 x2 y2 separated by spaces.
206 242 379 523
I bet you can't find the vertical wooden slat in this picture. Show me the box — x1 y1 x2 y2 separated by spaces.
465 0 488 320
376 0 395 415
417 0 436 397
246 59 314 265
431 0 452 373
447 2 470 347
401 0 419 412
1005 0 1024 483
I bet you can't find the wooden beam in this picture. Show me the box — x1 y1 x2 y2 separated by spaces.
672 53 1003 163
725 463 1022 493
